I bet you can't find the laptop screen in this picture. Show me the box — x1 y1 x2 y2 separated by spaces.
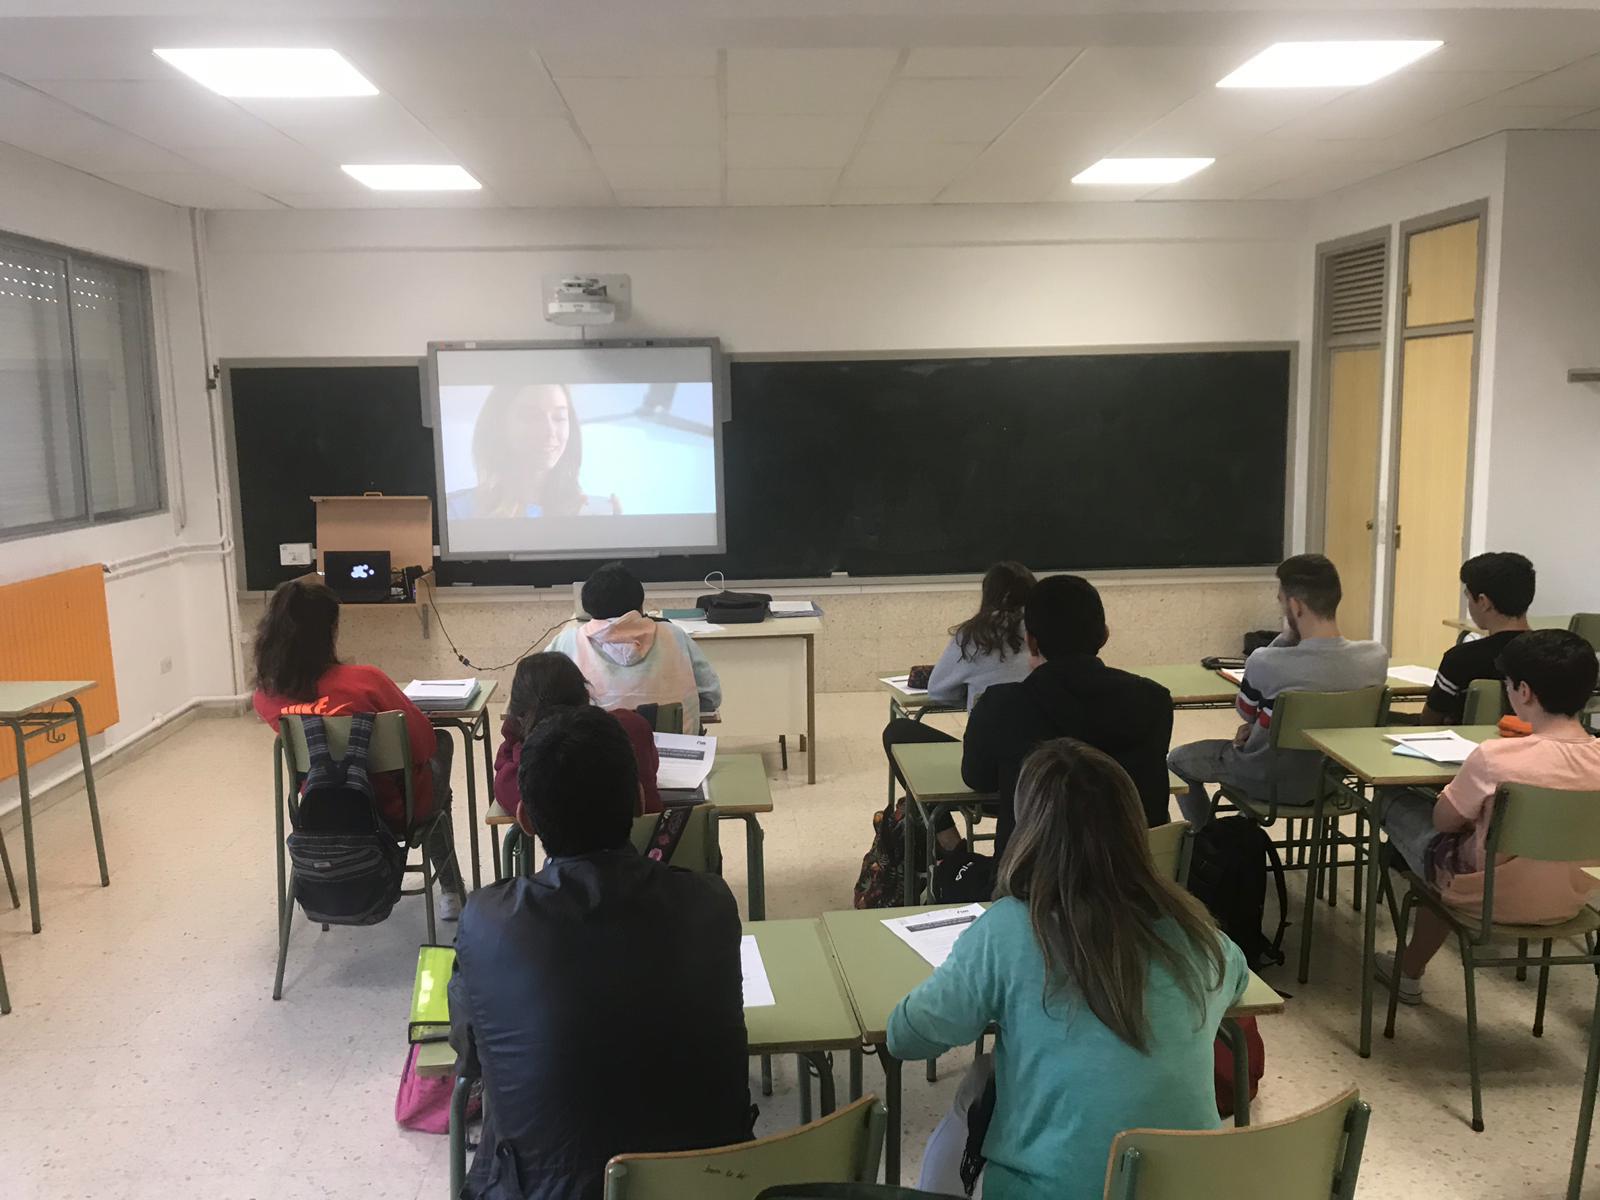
324 550 391 603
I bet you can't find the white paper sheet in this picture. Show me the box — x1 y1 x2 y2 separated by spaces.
1385 730 1479 765
654 733 718 790
1387 664 1440 687
404 678 478 701
741 935 775 1008
1218 667 1245 686
881 674 928 696
881 904 986 969
670 618 725 637
769 599 820 616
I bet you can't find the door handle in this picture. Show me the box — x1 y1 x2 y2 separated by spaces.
1393 523 1402 549
1365 520 1374 531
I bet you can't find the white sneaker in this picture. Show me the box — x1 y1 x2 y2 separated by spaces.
1375 951 1423 1006
437 891 463 923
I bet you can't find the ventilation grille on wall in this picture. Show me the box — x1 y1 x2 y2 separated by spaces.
1326 242 1388 338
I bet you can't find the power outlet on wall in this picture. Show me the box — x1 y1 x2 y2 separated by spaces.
279 543 313 567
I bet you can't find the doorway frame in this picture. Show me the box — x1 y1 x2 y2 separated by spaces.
1380 198 1490 647
1307 224 1391 638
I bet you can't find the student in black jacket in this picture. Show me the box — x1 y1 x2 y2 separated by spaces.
449 706 752 1200
960 575 1175 860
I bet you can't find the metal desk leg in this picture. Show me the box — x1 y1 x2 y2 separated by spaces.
491 826 503 882
740 814 765 921
886 697 898 808
798 1055 813 1124
877 1048 903 1185
761 1055 773 1097
67 699 109 888
902 799 917 906
477 710 495 886
1567 972 1600 1200
10 724 40 933
1360 787 1386 1058
804 633 816 784
849 1048 863 1101
457 723 482 892
813 1052 837 1117
1221 1018 1251 1126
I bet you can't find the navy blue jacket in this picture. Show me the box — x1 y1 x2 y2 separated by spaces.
449 847 752 1199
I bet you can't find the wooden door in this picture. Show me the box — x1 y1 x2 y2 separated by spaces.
1389 333 1474 663
1322 347 1383 641
1404 218 1479 328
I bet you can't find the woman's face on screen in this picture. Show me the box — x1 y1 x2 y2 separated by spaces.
506 387 572 471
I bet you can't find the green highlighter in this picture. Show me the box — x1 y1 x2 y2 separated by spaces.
408 944 456 1044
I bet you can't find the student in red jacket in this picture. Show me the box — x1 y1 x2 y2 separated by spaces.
252 578 467 919
493 652 661 824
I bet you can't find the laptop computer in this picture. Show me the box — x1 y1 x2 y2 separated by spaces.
325 549 392 604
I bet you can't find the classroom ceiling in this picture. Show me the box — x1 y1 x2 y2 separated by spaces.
2 2 1600 210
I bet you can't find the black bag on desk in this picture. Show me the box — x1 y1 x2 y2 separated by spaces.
285 713 406 926
696 590 771 624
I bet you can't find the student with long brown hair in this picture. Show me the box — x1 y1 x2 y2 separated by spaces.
888 738 1247 1200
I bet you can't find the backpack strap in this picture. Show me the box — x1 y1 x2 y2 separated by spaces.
341 713 376 800
643 805 695 865
299 715 340 791
1260 834 1290 965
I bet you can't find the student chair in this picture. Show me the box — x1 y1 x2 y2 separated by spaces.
1569 613 1600 653
603 1096 887 1200
0 938 9 1015
1461 678 1511 726
0 822 16 911
1384 784 1600 1134
271 712 446 1000
1104 1087 1370 1200
1211 686 1387 983
1148 819 1196 888
628 804 723 875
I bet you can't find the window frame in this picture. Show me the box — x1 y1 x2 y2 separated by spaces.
0 228 166 542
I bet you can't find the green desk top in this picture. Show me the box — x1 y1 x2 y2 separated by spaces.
742 918 863 1054
1142 664 1238 705
821 905 1282 1045
486 751 772 825
0 680 95 719
422 679 498 722
702 752 775 815
1302 724 1499 787
892 740 1185 802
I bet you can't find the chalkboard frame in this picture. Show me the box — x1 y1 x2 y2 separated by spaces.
221 341 1298 593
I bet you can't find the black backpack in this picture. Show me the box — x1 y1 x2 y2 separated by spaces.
286 714 407 926
1187 816 1288 969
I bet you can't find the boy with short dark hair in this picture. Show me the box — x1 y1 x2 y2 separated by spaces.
1415 551 1535 725
450 706 752 1199
1168 554 1389 825
1379 629 1600 1003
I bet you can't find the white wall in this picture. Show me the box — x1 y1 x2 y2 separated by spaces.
0 144 239 808
1486 131 1600 614
1304 136 1508 639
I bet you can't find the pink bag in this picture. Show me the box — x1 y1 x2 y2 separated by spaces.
395 1043 479 1134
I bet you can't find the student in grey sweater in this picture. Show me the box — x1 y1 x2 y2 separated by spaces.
1168 554 1388 825
882 562 1037 794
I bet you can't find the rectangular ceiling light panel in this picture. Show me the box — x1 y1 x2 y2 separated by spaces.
153 48 378 98
341 164 482 191
1217 41 1443 89
1071 157 1214 185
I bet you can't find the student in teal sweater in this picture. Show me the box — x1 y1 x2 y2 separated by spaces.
888 738 1248 1200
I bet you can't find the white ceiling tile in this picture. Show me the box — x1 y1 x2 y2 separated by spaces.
612 188 721 207
1489 54 1600 108
29 79 287 151
591 144 720 190
0 82 201 175
841 142 984 189
726 114 865 169
98 172 281 209
866 78 1044 144
557 76 720 146
1250 160 1397 201
1415 18 1600 73
1381 100 1593 161
1276 71 1541 143
936 166 1054 204
901 48 1079 80
1146 141 1322 201
229 95 455 161
538 47 718 78
177 142 346 194
0 21 170 82
485 169 616 208
361 35 570 118
726 168 838 206
725 48 898 115
1560 107 1600 129
832 185 942 205
1114 90 1339 158
1035 46 1247 116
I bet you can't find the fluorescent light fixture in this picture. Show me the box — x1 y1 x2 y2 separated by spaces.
1217 40 1443 88
153 48 378 97
342 164 482 191
1071 157 1214 186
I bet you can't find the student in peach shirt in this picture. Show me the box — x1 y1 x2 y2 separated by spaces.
1379 629 1600 1004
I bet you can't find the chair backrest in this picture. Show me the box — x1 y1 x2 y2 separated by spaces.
1461 678 1509 726
1569 613 1600 653
1147 820 1193 888
1269 687 1386 751
280 711 413 775
604 1096 886 1200
1488 784 1600 864
629 804 722 874
1104 1088 1369 1200
649 701 685 734
757 1185 965 1199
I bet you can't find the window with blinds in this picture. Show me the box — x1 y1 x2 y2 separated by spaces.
0 232 162 537
1324 241 1388 342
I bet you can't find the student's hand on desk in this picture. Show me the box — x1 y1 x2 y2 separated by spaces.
1232 723 1252 749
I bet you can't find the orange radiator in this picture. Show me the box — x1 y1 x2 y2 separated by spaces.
0 564 120 781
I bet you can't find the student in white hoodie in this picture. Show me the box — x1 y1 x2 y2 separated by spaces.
549 562 721 734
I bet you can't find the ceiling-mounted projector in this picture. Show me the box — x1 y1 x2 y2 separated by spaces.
543 273 630 326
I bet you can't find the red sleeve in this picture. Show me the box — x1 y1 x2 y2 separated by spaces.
612 708 661 813
252 689 284 733
345 665 437 766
